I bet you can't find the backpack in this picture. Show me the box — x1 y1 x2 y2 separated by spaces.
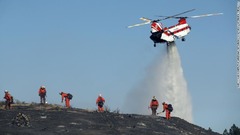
168 104 173 112
97 97 104 107
67 93 73 100
98 101 104 107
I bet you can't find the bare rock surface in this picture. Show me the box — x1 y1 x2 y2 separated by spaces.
0 104 220 135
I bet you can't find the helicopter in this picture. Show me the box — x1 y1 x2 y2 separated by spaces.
128 9 223 47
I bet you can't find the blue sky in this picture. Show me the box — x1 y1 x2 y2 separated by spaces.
0 0 239 133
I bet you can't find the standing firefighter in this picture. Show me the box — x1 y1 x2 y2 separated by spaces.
96 94 105 112
149 96 159 116
4 90 13 110
38 86 47 104
59 92 72 108
162 102 173 120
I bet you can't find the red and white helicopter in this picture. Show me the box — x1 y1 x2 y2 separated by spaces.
128 9 222 47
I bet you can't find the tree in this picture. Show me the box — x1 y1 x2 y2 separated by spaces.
223 124 240 135
208 127 212 132
229 124 240 135
223 129 229 135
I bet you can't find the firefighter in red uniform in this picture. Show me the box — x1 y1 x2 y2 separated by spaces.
96 94 105 112
4 90 13 110
38 86 47 104
60 92 71 108
149 96 159 116
162 102 171 120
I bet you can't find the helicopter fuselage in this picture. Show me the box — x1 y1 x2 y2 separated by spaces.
150 20 191 46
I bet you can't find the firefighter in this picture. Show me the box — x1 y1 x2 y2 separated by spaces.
38 86 47 104
4 90 13 110
149 96 159 116
162 102 172 120
59 92 71 108
96 94 105 112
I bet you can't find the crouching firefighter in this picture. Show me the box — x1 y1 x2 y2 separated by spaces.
162 102 173 120
59 92 73 108
149 96 159 116
96 94 105 112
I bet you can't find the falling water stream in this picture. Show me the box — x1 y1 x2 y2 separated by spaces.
124 42 193 122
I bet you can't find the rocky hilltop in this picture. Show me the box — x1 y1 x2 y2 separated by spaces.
0 104 220 135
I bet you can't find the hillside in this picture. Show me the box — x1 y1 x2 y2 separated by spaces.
0 104 220 135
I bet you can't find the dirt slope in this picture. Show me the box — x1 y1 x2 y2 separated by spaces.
0 104 220 135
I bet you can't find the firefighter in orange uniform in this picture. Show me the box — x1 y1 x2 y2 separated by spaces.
149 96 159 116
59 92 70 108
162 102 171 119
4 90 13 110
96 94 105 112
38 86 47 104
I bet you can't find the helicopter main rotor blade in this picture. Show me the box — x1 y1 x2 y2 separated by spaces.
139 17 152 22
156 9 196 21
187 13 223 18
127 17 151 28
170 13 223 19
127 21 151 28
127 9 196 28
169 9 196 18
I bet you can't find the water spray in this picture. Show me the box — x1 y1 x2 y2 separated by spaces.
124 42 193 122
